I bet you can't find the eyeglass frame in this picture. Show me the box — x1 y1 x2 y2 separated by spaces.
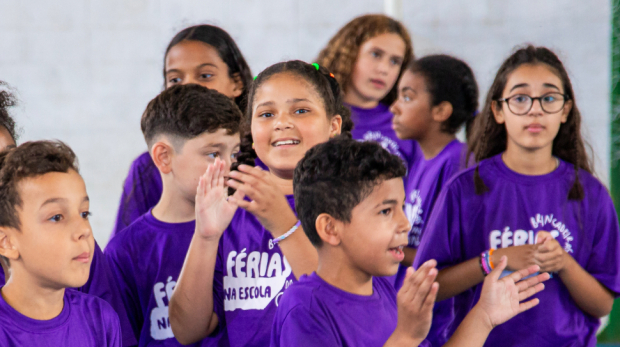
496 93 570 115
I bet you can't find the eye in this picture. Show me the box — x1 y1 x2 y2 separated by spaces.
512 95 530 104
168 77 181 84
206 152 220 159
231 152 239 161
390 58 400 66
49 214 63 222
258 112 274 118
200 73 213 79
81 211 92 219
294 109 309 115
542 94 557 103
371 51 381 58
379 208 392 216
403 95 411 102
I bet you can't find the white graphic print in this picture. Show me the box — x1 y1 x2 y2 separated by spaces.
488 213 573 253
223 249 292 311
362 131 402 159
150 276 177 340
404 189 423 247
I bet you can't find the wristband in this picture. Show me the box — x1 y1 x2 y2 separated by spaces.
480 250 491 276
272 221 302 245
488 248 495 269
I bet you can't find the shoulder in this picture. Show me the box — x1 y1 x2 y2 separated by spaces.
66 290 120 323
105 214 152 257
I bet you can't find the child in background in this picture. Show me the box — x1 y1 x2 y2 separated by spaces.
317 14 417 166
0 141 121 346
390 55 479 345
415 45 620 346
169 61 353 347
105 84 241 346
270 137 548 347
111 24 252 238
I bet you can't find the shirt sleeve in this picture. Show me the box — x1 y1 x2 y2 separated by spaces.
270 305 339 347
585 186 620 296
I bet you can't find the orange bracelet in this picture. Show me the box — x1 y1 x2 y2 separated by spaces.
488 248 495 269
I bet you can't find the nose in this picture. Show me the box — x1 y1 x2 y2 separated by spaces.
273 113 294 131
389 100 400 116
74 218 93 242
528 98 544 117
396 207 411 236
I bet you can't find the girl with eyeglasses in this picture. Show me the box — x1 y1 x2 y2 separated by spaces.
414 45 620 346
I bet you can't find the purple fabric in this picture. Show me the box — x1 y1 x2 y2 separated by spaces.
0 242 137 347
0 287 121 347
348 103 418 167
414 154 620 347
270 272 431 347
212 195 298 347
105 211 224 346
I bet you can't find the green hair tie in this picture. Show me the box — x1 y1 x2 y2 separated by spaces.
253 76 257 80
312 63 320 71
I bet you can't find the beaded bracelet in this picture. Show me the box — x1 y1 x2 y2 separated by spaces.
479 250 492 276
272 221 302 245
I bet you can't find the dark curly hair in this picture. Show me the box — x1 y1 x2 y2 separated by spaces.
0 82 18 144
141 84 241 150
316 14 414 106
468 45 592 200
230 60 354 175
407 55 479 137
164 25 253 112
294 137 406 247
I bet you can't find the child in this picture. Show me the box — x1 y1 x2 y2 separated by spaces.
0 141 121 346
111 24 252 238
415 45 620 346
0 83 18 150
390 55 479 345
169 61 353 346
105 84 241 346
270 137 548 347
316 14 417 166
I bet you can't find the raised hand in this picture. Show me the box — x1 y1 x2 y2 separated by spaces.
195 158 245 241
226 164 297 236
535 231 568 273
475 256 550 328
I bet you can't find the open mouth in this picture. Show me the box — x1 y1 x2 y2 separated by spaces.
388 245 405 262
370 79 386 88
272 139 300 147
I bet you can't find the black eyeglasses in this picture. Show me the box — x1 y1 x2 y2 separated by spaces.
497 93 569 115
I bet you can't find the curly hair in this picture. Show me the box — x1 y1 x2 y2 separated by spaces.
316 14 414 105
294 137 406 247
141 84 241 150
468 45 592 200
164 25 253 112
407 55 479 136
0 82 18 144
230 60 354 177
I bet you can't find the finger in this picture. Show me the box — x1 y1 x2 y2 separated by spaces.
238 164 265 175
210 159 221 189
226 185 247 207
218 160 227 188
515 272 550 292
518 282 545 302
226 180 260 201
401 260 435 298
398 267 416 297
197 173 206 198
535 251 561 263
412 267 438 311
518 297 540 314
229 170 260 186
505 264 540 284
205 163 215 190
420 282 439 314
535 231 552 244
487 255 507 282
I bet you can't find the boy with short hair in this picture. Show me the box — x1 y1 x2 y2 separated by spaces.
270 138 549 347
0 141 121 346
105 84 241 346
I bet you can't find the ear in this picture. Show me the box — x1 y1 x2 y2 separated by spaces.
230 73 244 98
315 213 342 246
431 101 453 123
491 100 505 124
151 141 175 175
330 115 343 138
561 99 572 124
0 227 19 262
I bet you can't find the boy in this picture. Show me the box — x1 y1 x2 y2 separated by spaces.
270 137 549 346
0 141 121 346
105 84 241 346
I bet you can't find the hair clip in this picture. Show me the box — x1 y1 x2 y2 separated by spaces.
312 63 320 71
329 73 335 78
253 76 257 80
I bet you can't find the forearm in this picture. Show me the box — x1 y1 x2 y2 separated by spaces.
401 247 417 268
558 255 614 317
383 331 425 347
169 233 220 344
275 226 318 279
436 257 485 301
443 306 493 347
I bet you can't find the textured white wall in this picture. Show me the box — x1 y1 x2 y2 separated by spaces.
0 0 610 246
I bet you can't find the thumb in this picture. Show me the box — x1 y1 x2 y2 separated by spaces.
536 231 552 244
487 255 507 282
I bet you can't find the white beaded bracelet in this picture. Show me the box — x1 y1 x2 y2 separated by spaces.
272 221 302 245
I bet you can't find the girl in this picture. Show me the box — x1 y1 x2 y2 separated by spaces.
316 14 417 166
111 25 252 237
414 46 620 346
168 61 353 346
390 55 479 346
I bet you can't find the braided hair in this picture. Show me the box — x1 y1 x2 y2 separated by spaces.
231 60 354 175
468 45 592 200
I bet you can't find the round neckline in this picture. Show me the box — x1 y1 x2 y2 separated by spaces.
0 287 71 332
146 210 195 230
307 272 382 302
490 153 569 184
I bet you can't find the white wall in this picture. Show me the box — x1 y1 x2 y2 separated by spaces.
0 0 610 246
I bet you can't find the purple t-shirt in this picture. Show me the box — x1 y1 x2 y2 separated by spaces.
105 211 224 346
270 272 431 347
0 241 137 347
414 154 620 347
0 288 121 346
212 195 297 347
349 103 417 167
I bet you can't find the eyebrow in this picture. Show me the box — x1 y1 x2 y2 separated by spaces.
40 196 89 208
374 199 399 208
400 87 415 94
255 98 312 109
165 63 218 75
509 82 560 92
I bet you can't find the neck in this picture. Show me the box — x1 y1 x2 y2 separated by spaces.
266 169 294 195
1 269 65 320
502 141 557 175
315 249 374 296
152 180 195 223
343 90 380 110
417 131 456 160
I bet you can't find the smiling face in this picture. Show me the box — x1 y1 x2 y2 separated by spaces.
251 73 342 178
346 33 406 108
338 177 409 277
165 40 242 99
391 70 435 141
1 170 94 289
492 63 572 153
